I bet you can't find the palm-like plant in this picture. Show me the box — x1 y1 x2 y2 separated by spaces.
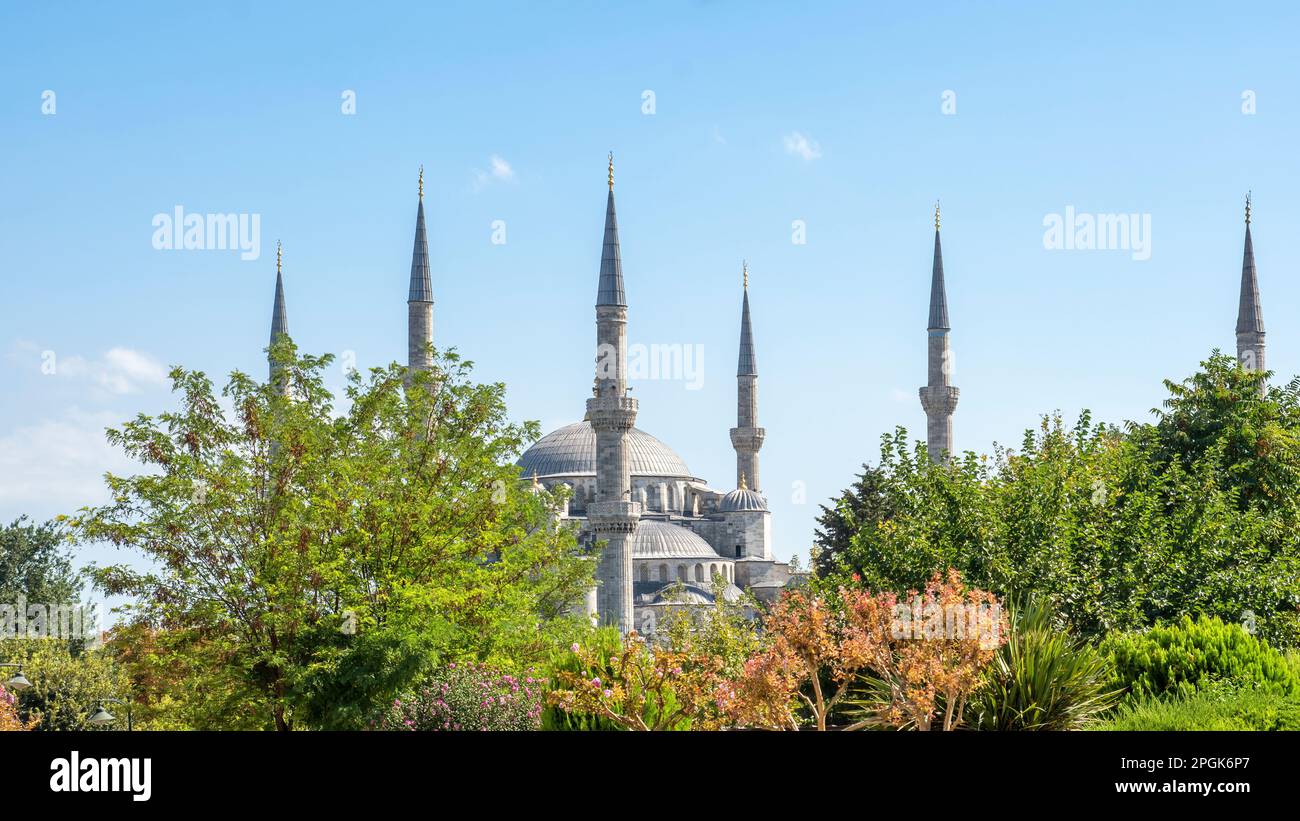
966 596 1122 730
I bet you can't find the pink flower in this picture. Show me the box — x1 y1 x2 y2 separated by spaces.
603 689 613 699
570 643 580 653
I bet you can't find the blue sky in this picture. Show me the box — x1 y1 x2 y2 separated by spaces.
2 2 1298 608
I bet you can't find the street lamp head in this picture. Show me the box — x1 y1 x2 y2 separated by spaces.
88 706 116 726
5 671 31 691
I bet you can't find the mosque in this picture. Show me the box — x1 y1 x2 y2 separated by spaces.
263 161 1267 635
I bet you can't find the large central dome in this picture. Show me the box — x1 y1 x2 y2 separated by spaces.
517 421 696 480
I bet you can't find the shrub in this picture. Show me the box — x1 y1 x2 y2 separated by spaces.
540 627 630 731
966 597 1122 730
1 684 35 732
546 629 728 732
1100 615 1300 702
1097 684 1300 731
373 662 544 731
732 570 1005 731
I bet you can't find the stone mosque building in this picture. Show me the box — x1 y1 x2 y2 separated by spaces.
263 163 1267 635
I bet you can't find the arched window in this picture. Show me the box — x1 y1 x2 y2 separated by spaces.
639 564 648 583
678 565 687 582
659 564 668 582
710 563 718 581
694 564 704 583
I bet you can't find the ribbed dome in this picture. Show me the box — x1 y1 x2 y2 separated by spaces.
719 487 767 512
517 421 695 479
632 521 720 559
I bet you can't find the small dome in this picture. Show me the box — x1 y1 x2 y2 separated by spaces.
632 521 720 559
517 421 696 480
719 487 767 513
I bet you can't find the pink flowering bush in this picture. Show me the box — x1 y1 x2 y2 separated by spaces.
372 663 544 731
1 684 34 732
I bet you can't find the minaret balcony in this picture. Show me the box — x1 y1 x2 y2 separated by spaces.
919 385 960 415
729 426 766 452
588 500 642 532
586 395 638 431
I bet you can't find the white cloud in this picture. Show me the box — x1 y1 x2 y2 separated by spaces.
16 344 168 396
783 131 822 162
0 409 137 517
489 154 514 181
472 154 516 190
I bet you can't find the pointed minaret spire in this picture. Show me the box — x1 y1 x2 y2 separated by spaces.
928 202 950 330
407 165 434 377
919 205 959 463
1236 192 1266 387
586 153 640 635
596 152 626 306
732 261 765 491
268 241 290 394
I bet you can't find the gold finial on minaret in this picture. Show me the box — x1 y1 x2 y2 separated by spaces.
608 152 614 190
739 472 748 491
419 165 424 201
276 240 282 274
1245 191 1252 225
742 260 748 289
935 201 941 231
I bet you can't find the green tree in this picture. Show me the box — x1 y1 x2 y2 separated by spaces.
821 354 1300 646
812 464 897 577
72 342 593 730
0 638 129 731
0 517 83 606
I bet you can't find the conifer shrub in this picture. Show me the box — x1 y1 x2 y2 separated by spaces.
1100 615 1300 702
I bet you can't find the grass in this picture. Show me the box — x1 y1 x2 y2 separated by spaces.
1094 685 1300 731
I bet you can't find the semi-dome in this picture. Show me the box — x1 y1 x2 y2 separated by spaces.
517 421 696 480
719 487 767 513
632 521 721 559
650 582 744 606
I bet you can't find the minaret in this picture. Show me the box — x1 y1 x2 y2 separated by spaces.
918 203 959 463
585 153 641 635
268 240 290 396
730 261 765 491
1236 192 1265 389
407 165 434 377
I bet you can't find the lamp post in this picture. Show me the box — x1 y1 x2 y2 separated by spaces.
0 663 31 692
88 697 133 731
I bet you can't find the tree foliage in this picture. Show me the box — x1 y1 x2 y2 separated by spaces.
71 342 593 730
0 517 82 606
817 353 1300 646
0 638 130 731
